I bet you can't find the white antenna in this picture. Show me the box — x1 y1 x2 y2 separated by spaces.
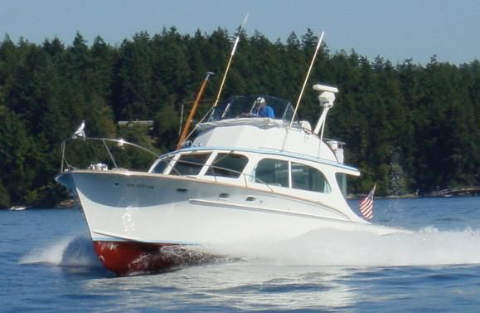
211 13 249 109
290 31 325 127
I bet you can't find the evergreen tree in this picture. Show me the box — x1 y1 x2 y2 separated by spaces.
0 29 479 205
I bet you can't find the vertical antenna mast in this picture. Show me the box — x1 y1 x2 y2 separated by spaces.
290 31 325 127
211 13 249 109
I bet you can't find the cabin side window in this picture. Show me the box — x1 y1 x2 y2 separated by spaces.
170 153 210 176
335 173 348 196
291 162 331 193
255 158 289 187
151 157 171 174
205 153 248 178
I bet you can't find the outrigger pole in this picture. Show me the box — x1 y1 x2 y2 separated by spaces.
177 14 249 146
176 71 214 149
211 13 249 109
290 31 325 127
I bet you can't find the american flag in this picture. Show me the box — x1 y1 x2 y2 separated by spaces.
359 184 376 220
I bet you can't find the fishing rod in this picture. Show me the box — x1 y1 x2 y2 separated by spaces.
176 71 214 150
289 31 325 127
211 13 249 109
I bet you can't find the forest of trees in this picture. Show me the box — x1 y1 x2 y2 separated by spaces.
0 27 479 208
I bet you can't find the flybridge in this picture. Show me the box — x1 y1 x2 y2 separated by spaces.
191 84 341 164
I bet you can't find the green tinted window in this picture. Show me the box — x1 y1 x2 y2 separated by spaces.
171 153 210 176
335 173 347 196
205 153 248 178
291 162 331 193
152 157 171 174
255 159 289 187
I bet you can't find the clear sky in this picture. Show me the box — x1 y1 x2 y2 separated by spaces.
1 0 479 64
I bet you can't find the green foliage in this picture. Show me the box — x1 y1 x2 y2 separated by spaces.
0 180 10 208
0 29 479 206
116 126 159 170
153 104 180 152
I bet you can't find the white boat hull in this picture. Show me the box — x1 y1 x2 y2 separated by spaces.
58 170 401 274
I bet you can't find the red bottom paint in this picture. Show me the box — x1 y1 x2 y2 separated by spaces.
93 241 215 275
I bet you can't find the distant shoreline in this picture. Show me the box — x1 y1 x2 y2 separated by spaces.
3 192 478 210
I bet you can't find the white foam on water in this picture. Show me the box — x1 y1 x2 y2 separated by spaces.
18 228 480 271
19 237 72 265
19 236 102 268
208 227 480 267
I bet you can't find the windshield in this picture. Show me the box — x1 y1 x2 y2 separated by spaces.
209 95 294 122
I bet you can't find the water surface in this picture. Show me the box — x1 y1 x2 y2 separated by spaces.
2 197 480 312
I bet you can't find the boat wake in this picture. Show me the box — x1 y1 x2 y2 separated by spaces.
19 227 480 275
19 236 103 269
208 227 480 268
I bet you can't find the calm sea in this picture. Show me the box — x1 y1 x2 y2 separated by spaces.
2 197 480 312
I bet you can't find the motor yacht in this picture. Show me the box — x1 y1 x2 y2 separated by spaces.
56 84 403 275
